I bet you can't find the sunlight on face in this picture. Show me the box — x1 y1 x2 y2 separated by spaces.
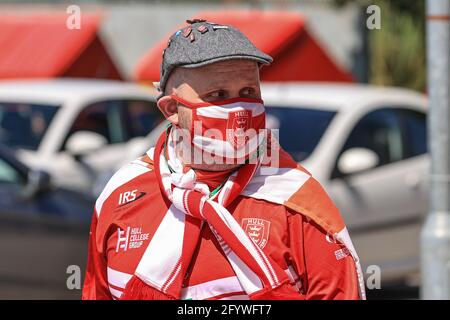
167 59 261 130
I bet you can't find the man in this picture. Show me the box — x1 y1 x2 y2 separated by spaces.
82 19 365 300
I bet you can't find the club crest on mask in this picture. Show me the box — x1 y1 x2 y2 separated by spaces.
226 110 252 147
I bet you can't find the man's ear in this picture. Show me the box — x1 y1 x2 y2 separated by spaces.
157 95 179 125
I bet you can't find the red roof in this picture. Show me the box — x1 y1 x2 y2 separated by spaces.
135 10 354 83
0 13 122 80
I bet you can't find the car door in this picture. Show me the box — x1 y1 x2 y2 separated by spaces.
83 99 164 174
49 101 119 191
0 155 28 214
327 107 428 283
0 153 90 299
53 99 162 192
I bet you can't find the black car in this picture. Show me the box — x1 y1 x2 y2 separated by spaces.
0 144 94 299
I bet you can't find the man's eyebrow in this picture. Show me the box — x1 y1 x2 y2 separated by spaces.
200 82 259 94
203 77 259 89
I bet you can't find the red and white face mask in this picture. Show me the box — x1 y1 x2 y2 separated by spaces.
171 94 266 163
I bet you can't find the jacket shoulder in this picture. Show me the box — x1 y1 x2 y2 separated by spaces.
94 156 154 218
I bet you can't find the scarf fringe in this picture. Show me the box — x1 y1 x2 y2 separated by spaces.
120 276 302 300
120 276 176 300
249 282 305 300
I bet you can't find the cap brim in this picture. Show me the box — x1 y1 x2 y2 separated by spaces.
181 54 272 69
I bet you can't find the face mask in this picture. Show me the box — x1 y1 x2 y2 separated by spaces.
171 94 266 163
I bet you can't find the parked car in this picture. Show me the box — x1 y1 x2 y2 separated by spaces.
0 143 95 299
98 82 428 286
265 83 428 286
0 79 163 193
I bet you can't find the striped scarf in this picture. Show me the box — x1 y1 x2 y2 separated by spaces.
121 128 300 299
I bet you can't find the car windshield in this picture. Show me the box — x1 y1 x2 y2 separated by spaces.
265 106 336 162
0 102 59 150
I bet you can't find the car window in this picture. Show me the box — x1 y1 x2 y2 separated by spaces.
0 157 22 184
65 101 124 147
335 108 403 176
0 102 59 150
62 99 162 151
265 107 336 162
398 109 427 158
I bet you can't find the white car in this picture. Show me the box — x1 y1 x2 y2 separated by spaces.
0 79 163 192
104 82 428 285
263 83 428 286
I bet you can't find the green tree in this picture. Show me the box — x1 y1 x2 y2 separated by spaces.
334 0 425 91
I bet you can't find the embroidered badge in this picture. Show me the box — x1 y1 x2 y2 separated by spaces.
241 218 271 249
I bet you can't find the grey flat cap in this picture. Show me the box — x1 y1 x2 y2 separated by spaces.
157 19 273 99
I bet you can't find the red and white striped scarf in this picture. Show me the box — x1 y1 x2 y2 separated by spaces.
121 128 366 300
121 129 300 300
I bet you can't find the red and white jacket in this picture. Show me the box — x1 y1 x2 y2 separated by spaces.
82 153 365 300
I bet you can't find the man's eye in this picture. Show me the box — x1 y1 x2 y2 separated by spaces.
241 87 256 96
208 91 227 99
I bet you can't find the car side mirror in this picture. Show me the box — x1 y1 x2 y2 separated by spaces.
21 170 52 199
66 131 108 158
337 148 379 176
